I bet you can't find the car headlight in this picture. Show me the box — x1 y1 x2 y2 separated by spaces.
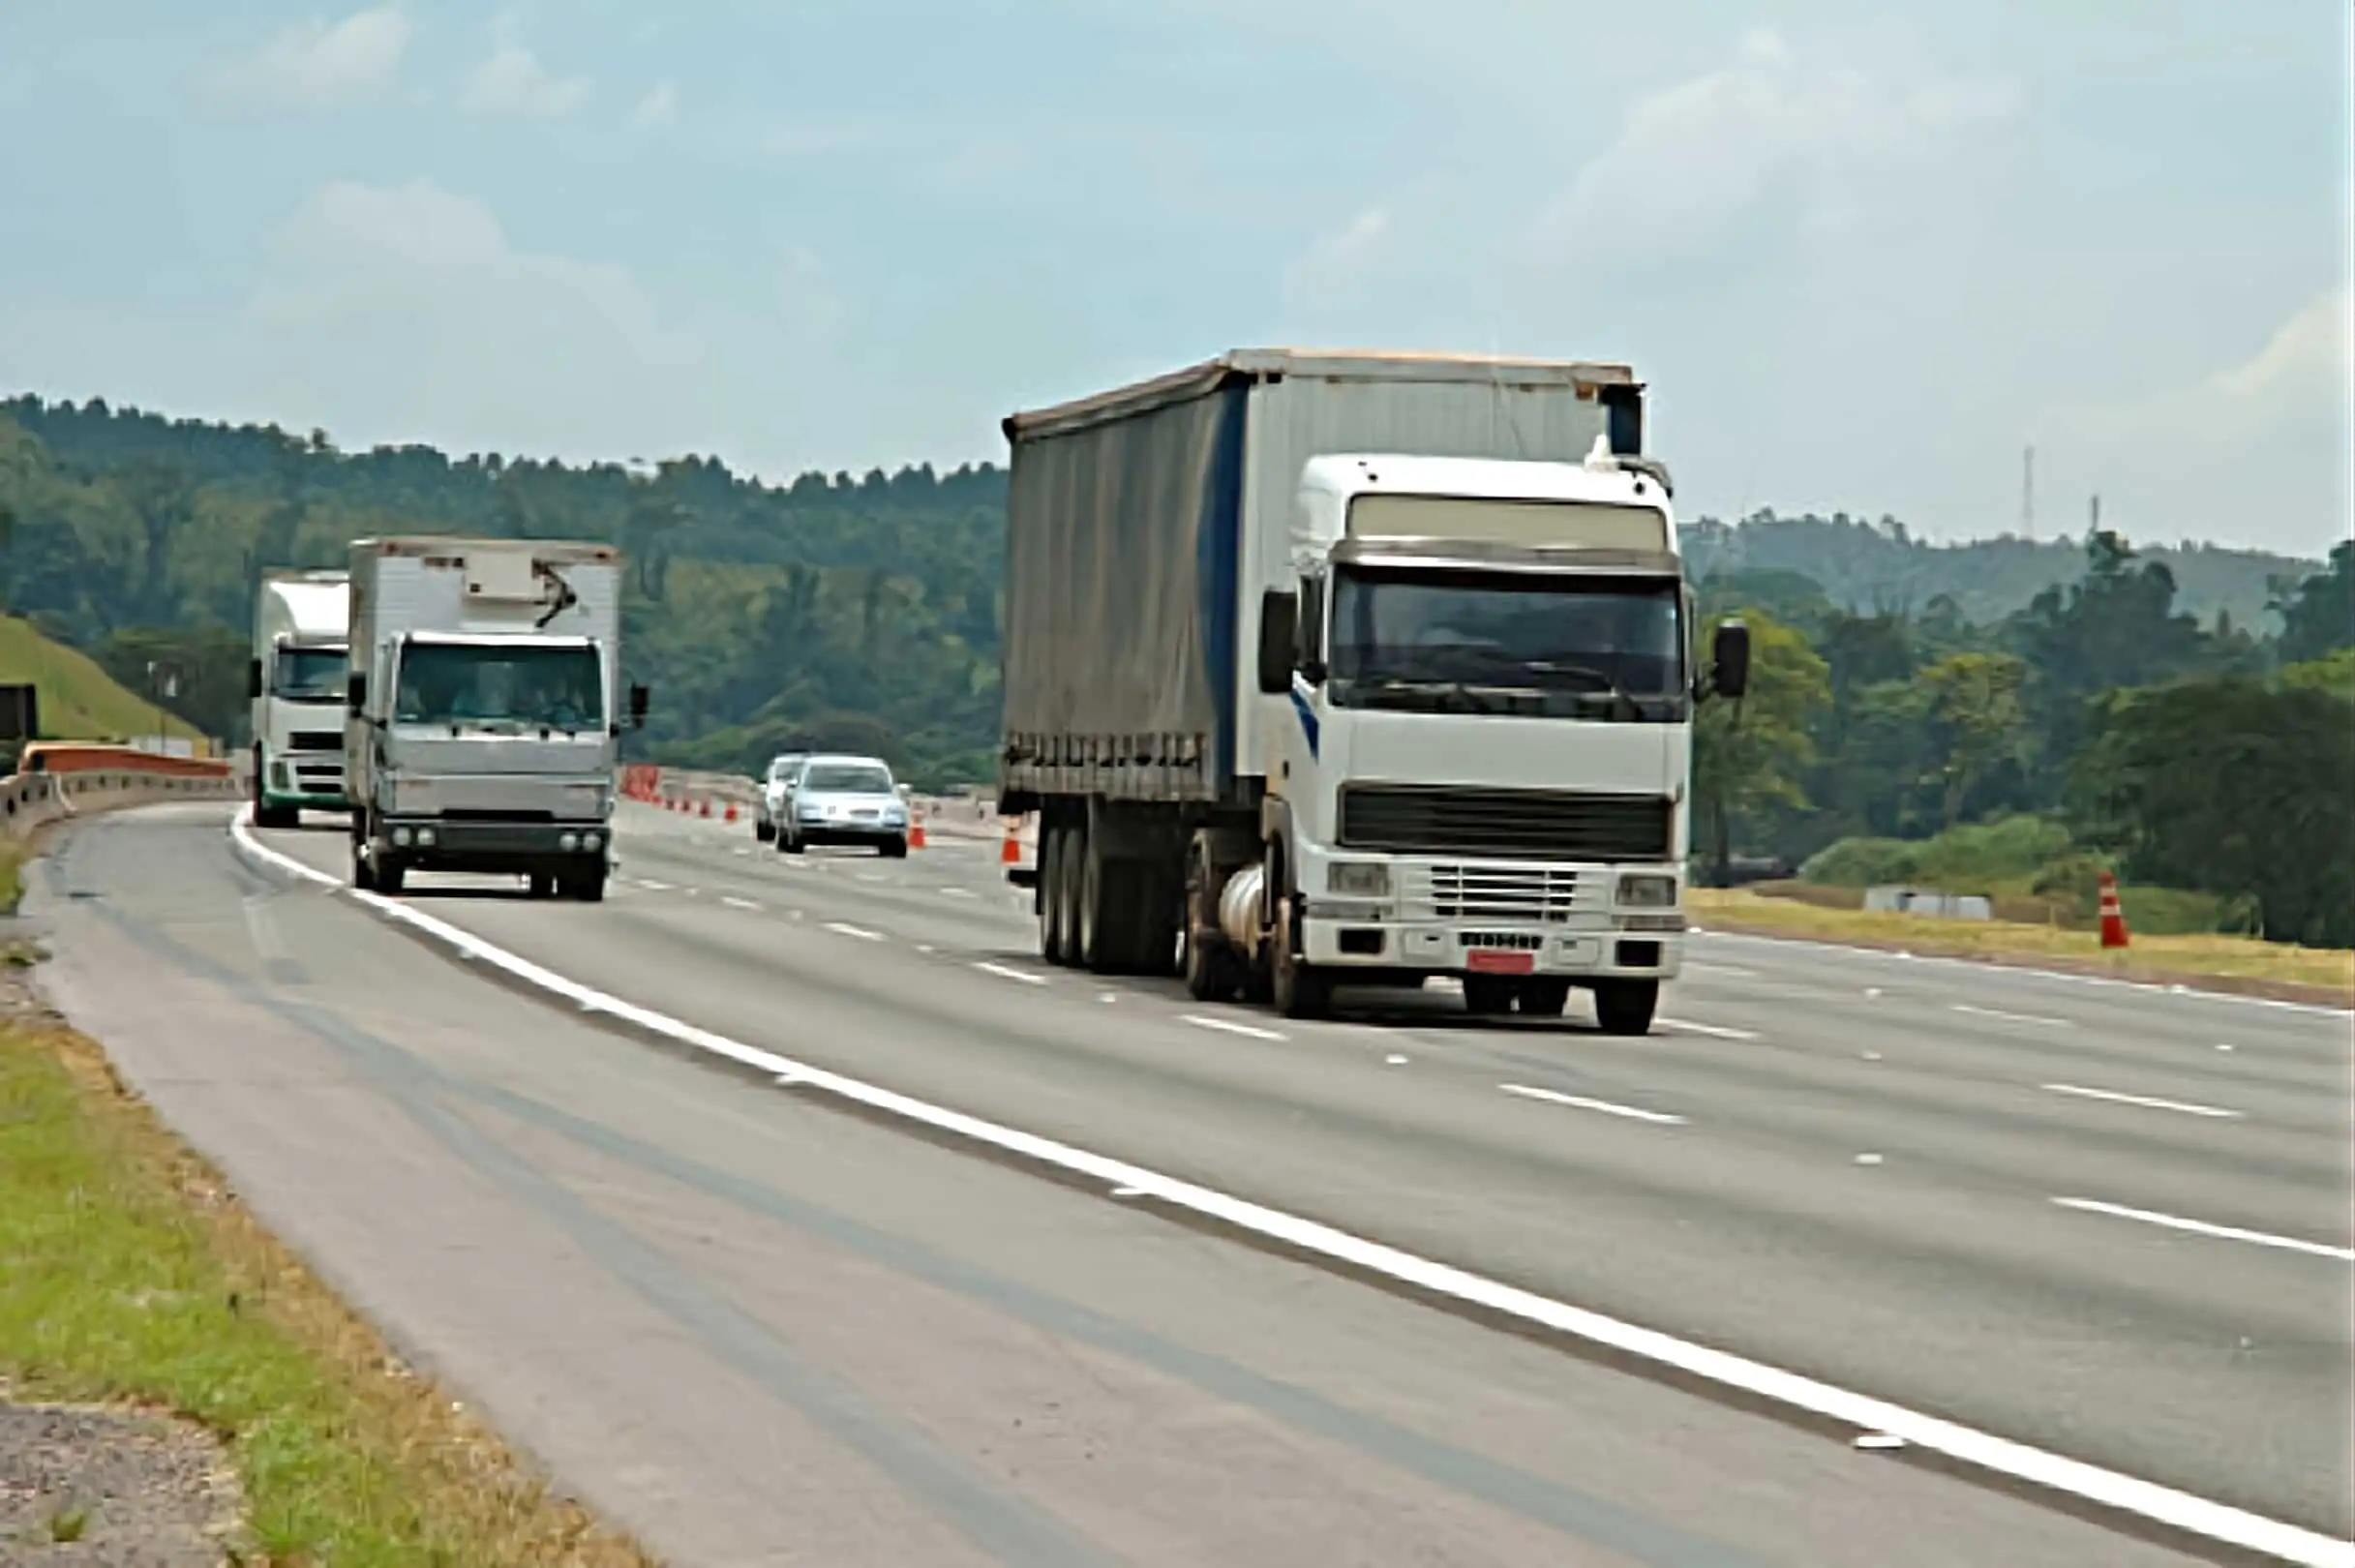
1615 872 1678 908
1327 860 1390 898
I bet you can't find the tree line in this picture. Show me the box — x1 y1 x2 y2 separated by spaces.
1695 532 2354 948
1 392 2346 946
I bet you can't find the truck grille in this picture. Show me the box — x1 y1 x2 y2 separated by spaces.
1407 864 1601 923
1339 784 1672 862
289 731 343 752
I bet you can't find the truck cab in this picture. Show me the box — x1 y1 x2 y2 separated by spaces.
1223 440 1748 1029
250 569 353 829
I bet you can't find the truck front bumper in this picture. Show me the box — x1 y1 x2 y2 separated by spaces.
375 816 610 874
262 756 350 811
1297 911 1685 981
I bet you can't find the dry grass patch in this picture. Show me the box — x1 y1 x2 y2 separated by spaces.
1688 888 2354 1006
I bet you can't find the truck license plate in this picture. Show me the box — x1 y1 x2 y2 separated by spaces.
1466 949 1535 975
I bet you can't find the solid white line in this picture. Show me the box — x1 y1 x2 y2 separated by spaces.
939 887 978 900
2052 1198 2355 1264
1181 1013 1286 1041
636 878 675 891
1499 1082 1689 1126
1688 962 1760 979
972 960 1047 986
1659 1016 1760 1041
1954 1003 2074 1029
2041 1083 2243 1120
720 895 761 912
222 810 2353 1568
823 920 886 943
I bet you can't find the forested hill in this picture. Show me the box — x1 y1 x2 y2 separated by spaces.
0 392 2332 789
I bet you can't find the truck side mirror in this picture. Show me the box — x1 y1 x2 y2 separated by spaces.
628 683 650 729
346 670 367 716
1710 619 1752 701
1295 576 1327 685
248 659 263 701
1256 590 1297 695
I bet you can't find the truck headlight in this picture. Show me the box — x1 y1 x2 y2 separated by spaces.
1328 861 1390 898
1615 872 1678 908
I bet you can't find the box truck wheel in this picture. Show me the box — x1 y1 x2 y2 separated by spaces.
376 857 406 895
1075 832 1107 972
1463 976 1515 1017
754 819 775 843
1182 847 1241 1002
562 865 606 902
1040 824 1073 966
1592 980 1659 1036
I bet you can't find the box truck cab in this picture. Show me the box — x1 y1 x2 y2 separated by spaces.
344 537 647 901
250 568 353 828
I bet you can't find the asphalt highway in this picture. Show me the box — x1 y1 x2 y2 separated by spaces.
25 801 2353 1567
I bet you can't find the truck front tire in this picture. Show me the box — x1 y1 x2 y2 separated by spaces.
1592 979 1659 1036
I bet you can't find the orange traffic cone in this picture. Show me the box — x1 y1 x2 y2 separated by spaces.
2098 871 2129 950
909 820 926 850
700 799 712 818
724 802 739 824
1000 828 1020 865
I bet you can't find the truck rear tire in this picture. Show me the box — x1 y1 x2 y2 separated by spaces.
376 857 406 895
1270 892 1331 1020
1592 979 1659 1036
562 865 607 902
754 820 775 843
1040 824 1074 966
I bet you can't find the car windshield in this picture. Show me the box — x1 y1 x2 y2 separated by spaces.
800 763 892 794
274 645 347 703
1328 567 1685 720
393 642 605 733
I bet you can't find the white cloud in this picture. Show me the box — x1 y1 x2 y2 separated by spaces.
217 6 411 108
249 179 698 459
460 39 591 119
1281 207 1392 312
1529 29 2019 276
629 81 679 130
2042 286 2348 551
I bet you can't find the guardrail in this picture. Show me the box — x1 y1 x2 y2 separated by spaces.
2 763 245 843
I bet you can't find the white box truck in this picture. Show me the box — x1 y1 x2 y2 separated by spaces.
344 536 647 900
996 348 1750 1032
250 567 353 828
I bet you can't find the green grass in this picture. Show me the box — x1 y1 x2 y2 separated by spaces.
0 614 204 743
0 1018 655 1568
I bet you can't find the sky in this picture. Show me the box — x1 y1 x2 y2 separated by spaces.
0 0 2346 558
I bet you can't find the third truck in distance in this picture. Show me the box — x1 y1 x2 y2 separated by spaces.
994 347 1748 1031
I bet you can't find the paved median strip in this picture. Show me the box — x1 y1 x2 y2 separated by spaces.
222 810 2355 1568
1498 1083 1689 1126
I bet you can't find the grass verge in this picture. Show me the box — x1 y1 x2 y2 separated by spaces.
1688 887 2355 1007
0 967 657 1565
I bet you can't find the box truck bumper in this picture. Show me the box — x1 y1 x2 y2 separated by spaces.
260 756 350 812
1298 916 1685 982
375 815 610 874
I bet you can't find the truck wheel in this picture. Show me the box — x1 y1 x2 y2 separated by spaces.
1075 834 1107 972
1040 825 1072 965
1592 979 1660 1036
376 857 406 895
528 873 557 899
564 866 607 903
779 827 804 855
351 846 377 892
1181 844 1238 1000
1462 976 1515 1017
1270 892 1331 1020
1518 978 1573 1017
754 820 775 843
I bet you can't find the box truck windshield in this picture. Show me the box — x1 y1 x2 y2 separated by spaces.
1327 568 1685 718
274 646 347 703
393 642 604 732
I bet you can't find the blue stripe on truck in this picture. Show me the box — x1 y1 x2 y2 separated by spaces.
1198 380 1249 796
1289 674 1319 760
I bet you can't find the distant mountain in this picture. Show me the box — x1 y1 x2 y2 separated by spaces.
1680 511 2315 634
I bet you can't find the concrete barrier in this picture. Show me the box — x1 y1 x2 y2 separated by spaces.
1 765 245 843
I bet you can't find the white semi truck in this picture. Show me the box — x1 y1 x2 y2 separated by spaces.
344 536 647 900
249 568 353 828
995 348 1749 1032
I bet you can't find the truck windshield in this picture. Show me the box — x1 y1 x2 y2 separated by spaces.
1327 567 1685 721
393 643 605 734
273 646 347 703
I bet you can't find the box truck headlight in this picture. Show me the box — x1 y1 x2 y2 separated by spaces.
559 831 580 852
581 830 602 852
391 826 413 848
1328 861 1391 898
413 827 436 848
1615 873 1677 908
